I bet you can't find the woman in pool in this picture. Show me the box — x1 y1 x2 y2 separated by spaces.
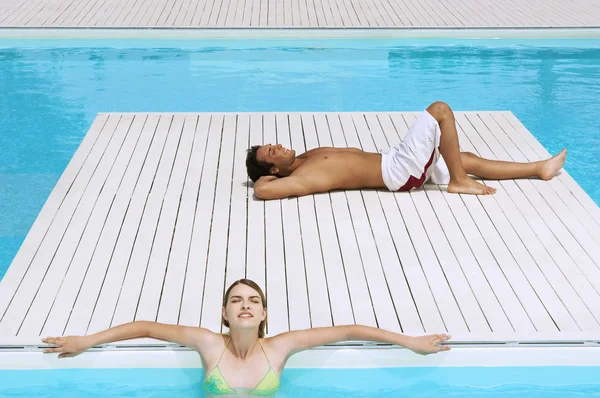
42 279 450 396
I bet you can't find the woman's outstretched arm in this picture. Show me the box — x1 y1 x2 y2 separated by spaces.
271 325 451 358
42 321 214 358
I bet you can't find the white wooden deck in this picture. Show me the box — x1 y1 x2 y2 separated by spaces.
1 111 600 345
0 0 599 28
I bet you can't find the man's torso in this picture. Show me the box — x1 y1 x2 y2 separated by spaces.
292 147 386 190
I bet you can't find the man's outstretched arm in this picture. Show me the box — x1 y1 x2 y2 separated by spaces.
253 175 314 200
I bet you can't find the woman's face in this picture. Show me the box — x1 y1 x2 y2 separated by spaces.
223 283 266 332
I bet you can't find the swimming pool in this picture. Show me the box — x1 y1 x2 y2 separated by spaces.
1 366 599 397
1 38 599 280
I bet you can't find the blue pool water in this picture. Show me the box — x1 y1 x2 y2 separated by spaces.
1 38 599 280
0 366 599 397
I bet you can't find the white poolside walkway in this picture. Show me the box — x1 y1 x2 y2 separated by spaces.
0 0 599 28
1 111 600 347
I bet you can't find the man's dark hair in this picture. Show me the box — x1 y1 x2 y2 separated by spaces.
246 145 274 182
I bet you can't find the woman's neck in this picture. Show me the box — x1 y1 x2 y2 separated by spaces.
228 330 259 360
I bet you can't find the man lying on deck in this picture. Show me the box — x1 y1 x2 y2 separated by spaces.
245 101 567 200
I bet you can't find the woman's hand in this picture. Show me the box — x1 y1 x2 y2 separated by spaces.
406 334 451 355
42 336 92 358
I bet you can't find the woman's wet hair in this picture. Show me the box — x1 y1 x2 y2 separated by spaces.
222 279 267 338
246 145 273 182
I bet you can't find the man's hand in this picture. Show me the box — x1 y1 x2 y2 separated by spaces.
42 336 93 358
406 334 451 355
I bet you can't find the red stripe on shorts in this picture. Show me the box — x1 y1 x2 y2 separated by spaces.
398 150 436 192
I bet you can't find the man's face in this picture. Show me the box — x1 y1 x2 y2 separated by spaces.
256 144 296 173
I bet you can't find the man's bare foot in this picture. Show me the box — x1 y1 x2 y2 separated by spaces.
539 149 567 181
448 177 496 195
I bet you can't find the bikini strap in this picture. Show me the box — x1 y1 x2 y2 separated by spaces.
257 338 272 368
216 337 231 366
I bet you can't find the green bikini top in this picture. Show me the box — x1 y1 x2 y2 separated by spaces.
203 337 280 396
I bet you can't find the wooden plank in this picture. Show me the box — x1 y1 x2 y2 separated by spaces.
334 114 401 333
495 179 600 308
400 114 483 332
276 114 311 331
78 115 176 334
256 0 267 25
215 0 233 26
20 114 143 336
455 113 558 332
41 115 159 336
283 0 292 25
202 0 221 25
349 114 431 334
103 0 140 25
3 0 49 25
106 115 185 327
157 0 184 25
370 0 395 26
380 0 405 25
335 0 359 25
300 114 354 326
288 114 332 328
0 115 108 328
372 114 446 333
2 0 600 27
60 0 104 26
313 114 376 327
99 0 129 25
331 0 352 26
181 0 201 25
114 0 149 25
190 0 210 25
145 0 172 25
384 114 473 333
266 0 276 25
60 115 165 336
0 1 30 24
128 0 158 25
431 113 535 332
223 115 250 289
0 114 121 335
476 113 600 329
495 113 600 241
246 115 266 289
309 0 327 26
134 115 197 322
246 0 258 25
449 0 482 27
233 0 246 25
486 180 600 330
320 0 341 25
173 0 195 25
262 113 289 335
31 0 74 26
401 0 437 26
464 112 600 328
200 114 237 332
481 112 600 251
391 114 512 333
155 116 209 325
178 115 223 327
76 0 110 26
90 0 119 26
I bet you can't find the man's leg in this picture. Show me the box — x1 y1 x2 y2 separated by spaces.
460 150 566 181
426 101 496 195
